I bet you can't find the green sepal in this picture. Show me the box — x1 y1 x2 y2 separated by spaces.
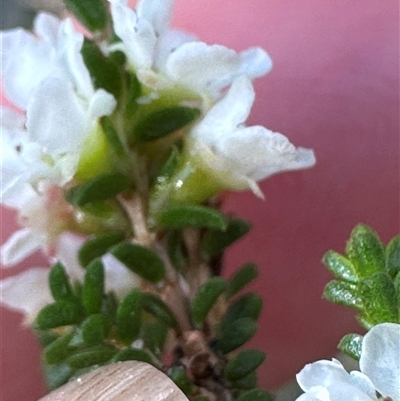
345 224 385 277
227 263 259 299
36 302 82 330
168 366 194 395
201 218 252 258
112 348 153 364
82 259 105 315
110 243 165 283
43 330 75 365
323 281 363 310
49 262 74 301
217 317 258 354
191 277 227 325
142 320 169 359
358 272 398 324
100 116 126 156
65 173 131 207
386 235 400 278
221 293 263 328
78 232 126 267
157 205 228 231
323 251 357 283
224 350 266 381
66 345 117 369
235 389 274 401
81 39 122 98
117 289 143 345
142 293 178 329
43 362 73 391
64 0 108 32
230 371 257 390
338 333 363 361
131 106 200 143
81 314 107 345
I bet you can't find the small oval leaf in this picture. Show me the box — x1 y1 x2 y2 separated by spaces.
49 262 73 301
43 331 75 365
79 232 126 267
65 173 131 207
191 277 227 325
36 302 82 330
112 348 153 364
142 293 178 329
224 349 266 381
323 281 363 310
67 345 116 369
227 263 259 299
117 289 143 346
110 243 165 283
82 259 105 315
338 333 363 361
157 205 228 231
81 314 106 346
323 251 357 283
132 106 200 143
386 235 400 278
235 389 274 401
64 0 108 32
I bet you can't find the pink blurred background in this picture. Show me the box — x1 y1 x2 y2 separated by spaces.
1 0 399 400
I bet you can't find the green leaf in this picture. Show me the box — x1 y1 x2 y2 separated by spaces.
168 366 194 395
37 331 59 347
78 232 126 267
82 259 105 315
132 106 201 143
217 317 258 354
110 243 165 283
36 302 82 330
65 173 131 207
64 0 108 32
81 39 122 98
394 272 400 298
221 293 263 328
142 320 169 359
358 272 398 324
100 116 126 155
323 251 357 283
49 262 73 301
227 263 259 298
338 333 363 361
386 235 400 278
124 72 141 117
202 218 252 258
191 277 227 325
167 230 185 271
81 314 106 345
43 331 75 365
117 289 143 345
43 362 73 391
230 371 257 390
142 293 178 329
67 345 116 369
157 205 228 231
323 281 363 310
345 224 386 277
235 389 274 401
155 147 181 187
102 292 119 327
225 349 266 381
112 348 153 364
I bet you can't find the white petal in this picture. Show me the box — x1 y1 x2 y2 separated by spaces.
165 42 241 95
360 323 400 401
238 47 273 79
349 371 378 400
193 75 255 142
137 0 173 35
0 107 25 130
26 77 88 155
1 29 55 109
56 19 94 100
216 126 316 181
296 359 350 391
102 254 141 299
0 268 52 324
55 233 85 282
109 0 156 69
0 228 41 267
34 12 61 45
88 89 117 120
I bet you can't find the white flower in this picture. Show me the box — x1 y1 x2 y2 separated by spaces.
188 75 315 197
108 0 272 100
296 323 400 401
0 233 140 325
1 13 116 200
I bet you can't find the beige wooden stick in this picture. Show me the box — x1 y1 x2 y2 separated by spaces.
38 361 189 401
